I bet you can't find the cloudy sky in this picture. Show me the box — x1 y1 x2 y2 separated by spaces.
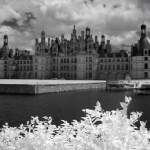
0 0 150 53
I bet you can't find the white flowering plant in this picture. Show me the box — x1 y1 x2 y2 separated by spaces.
0 96 150 150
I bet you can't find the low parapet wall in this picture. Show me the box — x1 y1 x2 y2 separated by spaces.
0 82 106 94
35 82 106 94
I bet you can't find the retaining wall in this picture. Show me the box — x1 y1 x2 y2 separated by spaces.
0 82 106 94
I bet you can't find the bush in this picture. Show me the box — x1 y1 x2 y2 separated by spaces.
0 96 150 150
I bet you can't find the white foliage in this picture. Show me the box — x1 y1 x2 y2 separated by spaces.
0 96 150 150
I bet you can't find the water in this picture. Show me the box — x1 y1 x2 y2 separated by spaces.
0 89 149 128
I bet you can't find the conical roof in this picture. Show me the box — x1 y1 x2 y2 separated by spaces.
139 37 150 55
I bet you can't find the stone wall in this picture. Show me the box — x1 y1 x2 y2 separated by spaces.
0 84 35 94
35 82 106 94
0 82 106 94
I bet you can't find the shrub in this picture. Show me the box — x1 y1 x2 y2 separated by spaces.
0 96 150 150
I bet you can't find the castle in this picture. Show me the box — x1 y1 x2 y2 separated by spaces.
0 23 149 80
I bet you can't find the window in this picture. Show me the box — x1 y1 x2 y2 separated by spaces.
89 57 92 62
145 50 148 55
101 59 103 62
105 65 107 70
27 66 29 71
61 66 63 71
109 65 111 70
61 59 63 63
113 59 115 62
131 64 132 69
35 72 37 78
67 66 69 70
64 59 66 63
144 72 148 78
126 58 128 62
126 65 128 70
113 65 115 70
5 61 7 64
74 58 77 63
145 63 148 69
35 65 37 70
71 58 73 63
145 57 148 61
67 58 69 63
74 65 76 70
109 59 111 62
24 66 26 71
30 66 33 71
86 57 88 62
105 59 107 62
53 66 55 71
64 66 66 70
100 65 103 70
117 65 120 70
89 72 92 78
27 61 29 64
20 61 22 64
89 64 92 70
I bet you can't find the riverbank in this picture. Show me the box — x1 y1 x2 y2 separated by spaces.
0 79 105 94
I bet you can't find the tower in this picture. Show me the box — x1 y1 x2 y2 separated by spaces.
138 23 150 55
81 31 84 39
3 34 8 47
141 23 146 39
73 24 76 36
41 31 45 43
86 27 90 39
101 35 105 43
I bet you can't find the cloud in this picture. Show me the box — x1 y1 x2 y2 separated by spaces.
0 0 149 53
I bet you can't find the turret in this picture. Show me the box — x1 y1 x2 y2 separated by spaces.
3 34 8 47
81 31 84 39
86 27 90 39
41 31 45 43
101 35 105 43
141 23 146 39
73 24 76 36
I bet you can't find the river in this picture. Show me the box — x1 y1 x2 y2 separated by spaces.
0 89 149 128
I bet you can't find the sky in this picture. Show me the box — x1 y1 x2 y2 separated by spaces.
0 0 150 53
